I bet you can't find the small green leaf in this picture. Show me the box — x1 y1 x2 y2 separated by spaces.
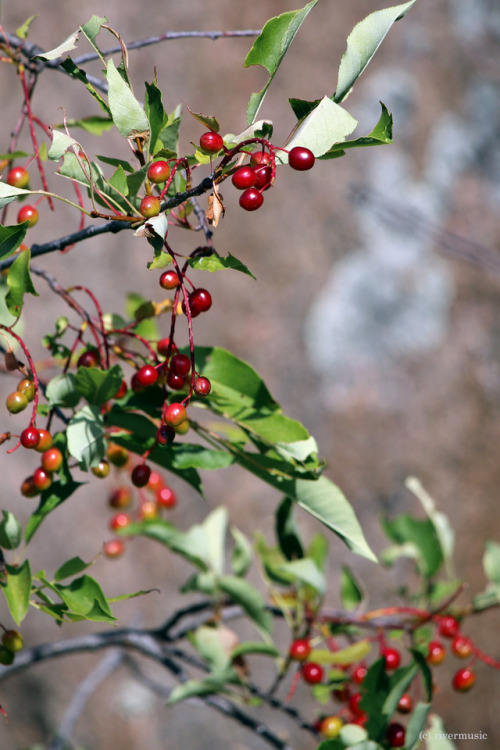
167 670 238 705
231 641 279 659
219 576 272 633
382 514 443 577
309 640 371 666
340 565 363 610
25 480 83 543
2 561 32 624
108 165 129 196
119 519 212 571
46 373 81 408
320 102 393 159
48 130 78 160
203 507 228 577
192 625 231 672
405 702 431 750
54 116 114 135
106 58 150 143
74 364 123 406
230 527 253 578
67 405 106 470
275 497 304 561
54 556 93 582
483 540 500 585
80 15 108 63
186 106 220 133
6 248 38 317
0 511 22 550
279 557 325 596
278 97 357 162
0 222 28 260
16 15 38 40
145 80 168 154
33 29 80 61
188 251 255 279
54 574 115 622
381 662 418 718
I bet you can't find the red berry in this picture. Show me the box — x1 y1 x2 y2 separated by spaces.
147 471 163 492
382 647 401 671
239 188 263 211
21 475 39 498
386 722 406 748
183 288 212 318
397 692 412 714
194 376 211 396
114 379 128 399
131 464 151 488
231 166 257 190
348 693 363 716
170 354 191 377
20 427 40 449
41 447 63 473
301 662 324 684
7 166 29 188
164 402 187 427
103 539 125 558
250 151 271 168
332 686 350 702
157 338 177 357
35 429 53 452
157 485 177 508
452 667 476 692
17 204 39 227
139 195 161 218
254 166 273 190
6 391 28 414
167 371 186 390
199 131 224 154
33 466 52 492
157 424 176 446
147 160 171 184
136 364 158 388
427 640 446 665
288 146 315 171
108 487 132 509
352 664 368 685
288 639 311 662
109 512 132 531
77 349 100 368
438 615 460 639
159 270 180 290
451 635 473 659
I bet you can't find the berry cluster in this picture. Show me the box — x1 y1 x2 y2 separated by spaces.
0 628 24 666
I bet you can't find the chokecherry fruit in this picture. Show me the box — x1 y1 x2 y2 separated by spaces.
34 429 53 452
139 195 161 218
319 716 343 740
41 447 63 473
382 647 401 671
386 722 406 748
427 640 446 665
352 664 368 684
159 270 180 290
199 131 224 154
77 349 100 368
7 166 29 188
348 693 364 716
288 146 315 171
167 371 186 390
33 466 52 492
147 160 171 184
231 166 257 190
250 151 271 168
91 459 110 479
288 639 311 662
157 485 177 508
131 464 151 487
157 338 177 357
157 424 176 446
109 512 132 531
452 667 476 692
170 354 191 377
2 630 24 653
183 288 212 318
194 376 211 396
174 418 189 435
451 635 473 659
114 379 128 399
107 444 129 468
147 471 163 493
239 188 264 212
139 500 158 520
397 692 412 714
438 615 460 639
20 427 40 449
301 662 324 684
254 166 273 191
103 539 125 558
21 475 39 498
136 364 158 388
6 391 28 414
17 378 35 402
109 487 132 509
17 205 39 227
164 403 187 427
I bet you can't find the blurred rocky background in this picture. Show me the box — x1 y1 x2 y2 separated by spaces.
0 0 499 748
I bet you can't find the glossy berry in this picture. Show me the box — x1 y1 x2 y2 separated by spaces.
170 354 191 377
231 166 257 190
289 639 311 662
451 635 473 659
107 444 129 468
136 364 158 388
103 539 125 558
109 512 132 531
147 471 163 493
131 464 151 488
41 447 63 473
438 615 460 639
288 146 315 171
382 647 401 671
183 288 212 318
139 500 158 520
157 337 177 357
348 693 363 716
239 188 264 211
301 662 324 684
21 475 39 498
17 205 39 227
114 379 128 399
108 487 132 509
452 667 476 692
254 165 273 190
7 166 29 188
427 640 446 665
139 195 161 218
157 485 177 508
77 349 100 368
319 716 343 740
157 424 176 446
164 403 187 427
91 459 110 479
6 391 28 414
167 371 186 390
397 692 412 714
147 160 171 184
250 151 271 168
199 131 224 154
2 630 23 653
386 722 406 748
20 427 40 449
33 466 52 492
17 378 35 402
159 270 180 290
352 664 368 684
194 376 211 396
35 429 53 452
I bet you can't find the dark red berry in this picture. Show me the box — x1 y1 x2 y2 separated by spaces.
348 693 363 716
231 166 257 190
170 354 191 377
301 662 324 684
288 146 315 171
199 131 224 154
386 722 406 748
194 376 211 396
382 647 401 671
77 349 100 368
183 288 212 318
157 338 177 357
147 160 171 184
159 270 180 290
289 639 311 662
136 364 158 388
250 151 271 168
438 615 460 639
21 475 39 497
452 667 476 692
254 166 273 190
139 195 161 218
157 424 176 446
7 166 29 188
167 371 186 390
131 464 151 488
164 403 187 427
17 205 38 227
20 427 40 449
239 188 264 211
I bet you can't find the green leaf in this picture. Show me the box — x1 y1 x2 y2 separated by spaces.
360 658 390 740
483 540 500 585
54 556 93 582
74 364 123 406
108 165 129 196
119 519 212 571
405 702 431 750
188 251 255 279
231 641 279 659
334 0 418 103
16 15 38 39
46 373 81 408
67 405 106 470
0 511 22 550
158 106 182 155
309 640 371 666
320 102 393 159
406 477 455 572
426 715 458 749
80 15 108 63
278 97 357 162
381 662 418 718
60 58 111 116
230 527 253 578
54 575 115 622
33 29 80 61
186 106 220 133
192 625 231 672
48 130 78 160
167 670 238 705
106 58 150 143
145 80 168 154
244 0 320 124
219 576 272 633
203 507 228 577
279 557 325 596
6 248 38 317
0 222 28 260
25 480 83 543
382 514 443 577
0 182 32 208
54 116 114 135
411 649 433 702
275 497 304 561
2 561 32 624
340 565 363 610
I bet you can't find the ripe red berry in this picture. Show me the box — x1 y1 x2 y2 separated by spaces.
114 379 128 399
386 722 406 748
33 466 52 492
35 429 53 452
157 338 177 357
288 146 315 171
159 270 180 290
17 204 39 227
157 424 176 446
231 166 257 190
164 402 187 427
451 635 473 659
7 166 29 188
199 131 224 154
147 471 163 493
254 165 273 190
167 371 186 390
397 692 412 714
194 376 211 396
348 693 363 716
289 639 311 662
131 464 151 488
301 662 324 684
147 160 171 184
6 391 28 414
239 188 264 211
109 512 132 531
452 667 476 692
183 288 212 318
108 487 132 509
41 447 63 473
21 475 39 498
352 664 368 685
427 640 446 665
157 485 177 508
136 364 158 388
170 354 191 377
91 459 110 479
382 647 401 671
438 615 460 639
103 539 125 558
77 349 100 368
20 427 40 449
139 195 161 218
250 151 271 168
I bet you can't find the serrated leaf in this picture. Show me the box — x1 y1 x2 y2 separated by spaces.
340 565 363 610
6 248 38 316
244 0 320 124
0 222 28 260
54 556 93 581
219 576 272 633
25 480 83 543
0 511 22 550
33 30 80 61
67 405 106 470
74 364 123 406
335 0 418 102
2 561 31 624
46 373 81 408
230 527 253 578
106 58 150 143
188 251 255 279
186 105 220 133
54 575 115 621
